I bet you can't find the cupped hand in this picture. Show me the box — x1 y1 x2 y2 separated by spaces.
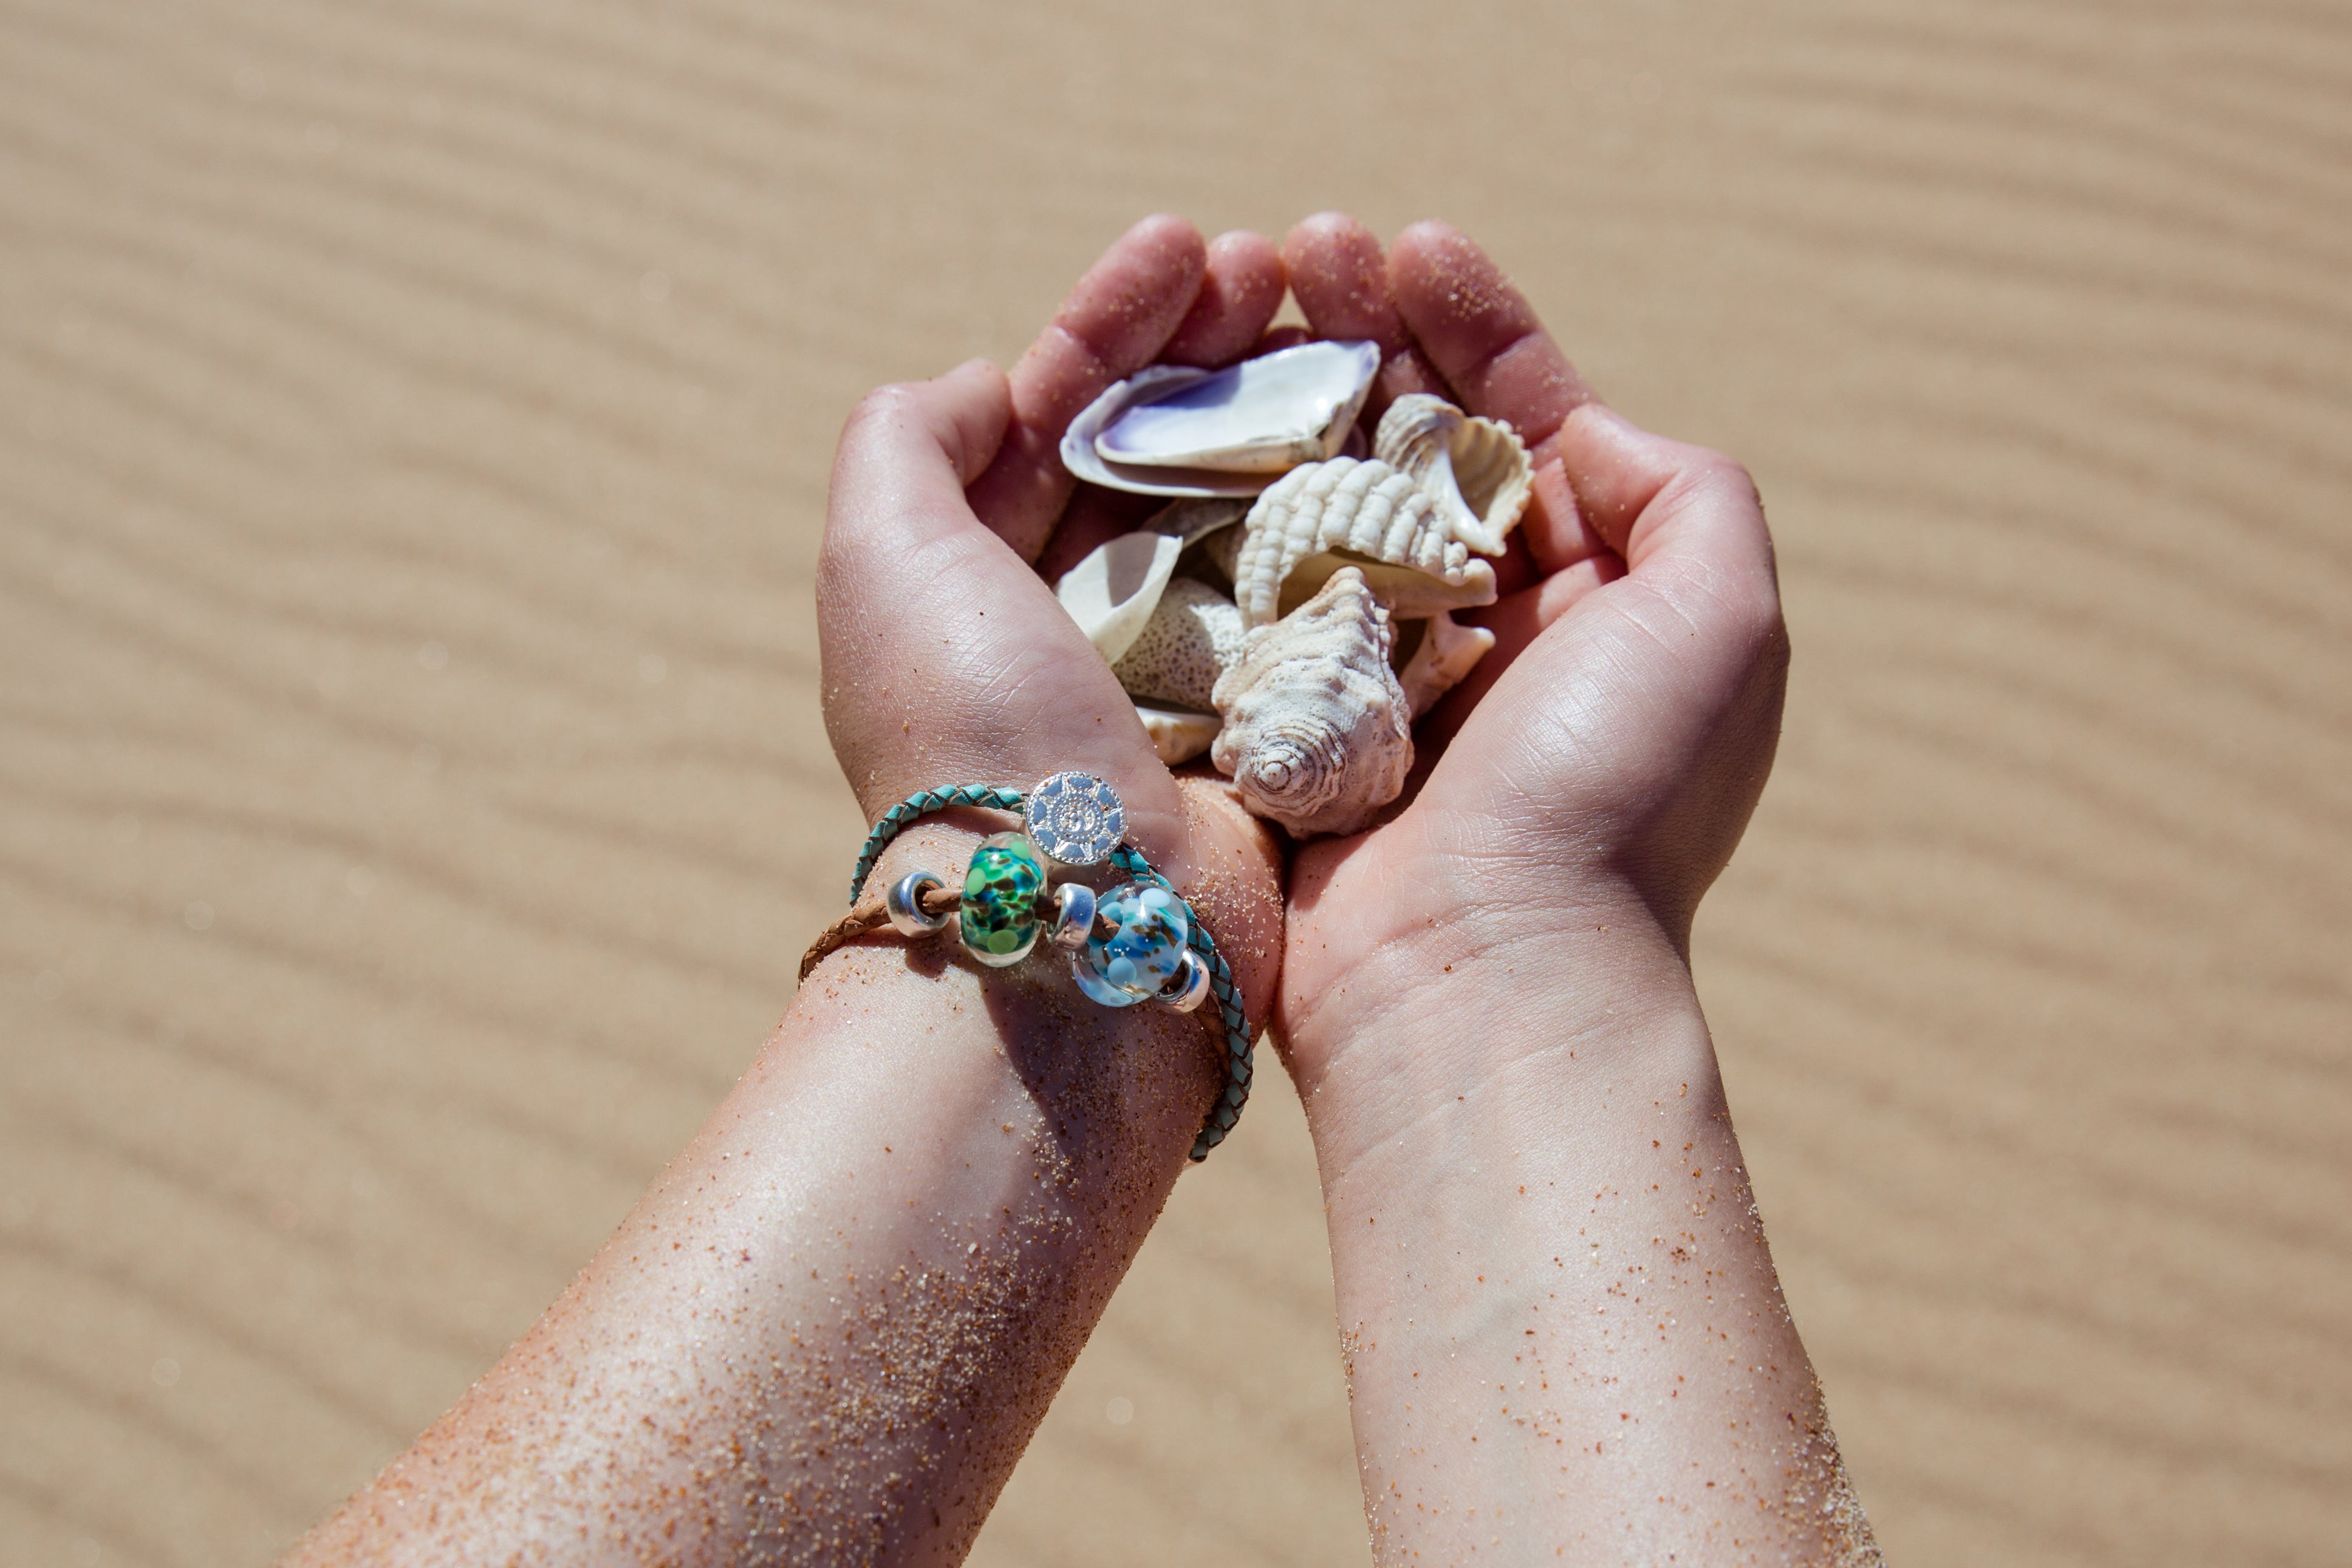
816 217 1290 1032
1273 214 1791 1091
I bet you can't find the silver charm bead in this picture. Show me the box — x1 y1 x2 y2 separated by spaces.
1024 771 1127 867
1047 881 1098 950
884 870 952 936
1157 949 1213 1012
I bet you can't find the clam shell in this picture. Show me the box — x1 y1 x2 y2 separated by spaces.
1396 610 1497 718
1229 457 1497 630
1211 566 1412 838
1056 530 1184 663
1135 703 1220 766
1060 341 1379 497
1113 575 1245 712
1373 394 1533 555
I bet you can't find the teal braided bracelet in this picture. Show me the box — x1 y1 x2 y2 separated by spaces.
835 772 1251 1162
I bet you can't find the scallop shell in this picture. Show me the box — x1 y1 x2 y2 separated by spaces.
1059 341 1379 498
1373 394 1533 556
1135 703 1220 766
1396 610 1497 718
1228 457 1497 630
1211 567 1412 837
1112 576 1245 712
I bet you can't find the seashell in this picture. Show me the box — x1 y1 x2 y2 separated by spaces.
1278 551 1499 622
1373 394 1533 556
1396 610 1497 718
1113 576 1245 712
1056 530 1184 663
1135 702 1220 766
1060 341 1380 498
1144 495 1251 545
1229 457 1497 630
1211 567 1412 837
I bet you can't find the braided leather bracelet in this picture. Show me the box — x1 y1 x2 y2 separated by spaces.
798 773 1253 1161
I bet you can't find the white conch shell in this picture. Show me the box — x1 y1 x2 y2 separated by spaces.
1373 394 1533 555
1135 703 1220 766
1229 457 1496 630
1060 341 1379 497
1211 567 1412 838
1056 530 1184 663
1112 576 1245 712
1397 610 1496 718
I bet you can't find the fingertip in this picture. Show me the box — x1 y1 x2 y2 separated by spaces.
1281 212 1402 350
1160 230 1287 368
929 358 1013 485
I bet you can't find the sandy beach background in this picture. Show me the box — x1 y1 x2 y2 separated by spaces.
4 1 2348 1563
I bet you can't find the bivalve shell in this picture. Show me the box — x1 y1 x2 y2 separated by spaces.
1060 341 1379 498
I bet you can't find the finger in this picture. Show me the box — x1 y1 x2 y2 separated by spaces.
965 215 1208 562
819 363 1147 816
1418 554 1624 751
1280 211 1448 420
1385 220 1596 446
1383 221 1615 578
1159 230 1287 367
1555 403 1777 598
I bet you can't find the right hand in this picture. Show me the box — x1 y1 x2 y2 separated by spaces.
1270 215 1793 1105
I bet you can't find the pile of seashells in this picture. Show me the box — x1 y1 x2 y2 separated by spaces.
1053 340 1533 837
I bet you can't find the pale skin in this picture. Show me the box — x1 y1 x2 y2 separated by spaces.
282 214 1879 1565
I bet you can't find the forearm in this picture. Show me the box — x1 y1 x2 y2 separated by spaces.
286 820 1229 1567
1292 902 1876 1565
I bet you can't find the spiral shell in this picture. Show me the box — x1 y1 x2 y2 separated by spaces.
1373 394 1533 556
1229 457 1496 630
1211 567 1412 837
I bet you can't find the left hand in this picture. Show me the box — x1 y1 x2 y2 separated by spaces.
815 215 1292 1049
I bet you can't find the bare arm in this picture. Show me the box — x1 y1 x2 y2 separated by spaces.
1277 214 1881 1564
283 216 1288 1567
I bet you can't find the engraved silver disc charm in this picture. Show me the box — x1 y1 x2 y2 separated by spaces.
1024 772 1126 867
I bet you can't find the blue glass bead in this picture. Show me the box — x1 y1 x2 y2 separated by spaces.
959 832 1047 967
1073 882 1190 1007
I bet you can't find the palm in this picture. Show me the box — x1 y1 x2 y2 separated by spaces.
1270 217 1787 1070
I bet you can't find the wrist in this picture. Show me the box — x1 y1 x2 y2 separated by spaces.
1280 881 1708 1171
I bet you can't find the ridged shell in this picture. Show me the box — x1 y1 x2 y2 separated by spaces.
1211 567 1412 837
1113 576 1245 712
1229 458 1496 630
1373 394 1533 556
1396 610 1496 718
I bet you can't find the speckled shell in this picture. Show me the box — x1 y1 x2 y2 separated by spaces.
1112 576 1245 712
1211 567 1412 837
1373 394 1533 556
1229 457 1496 630
1055 530 1184 664
1396 610 1497 718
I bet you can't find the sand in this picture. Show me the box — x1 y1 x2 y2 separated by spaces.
2 0 2348 1563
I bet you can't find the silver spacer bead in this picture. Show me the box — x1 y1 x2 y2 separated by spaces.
885 870 952 936
1048 881 1098 950
1157 949 1213 1012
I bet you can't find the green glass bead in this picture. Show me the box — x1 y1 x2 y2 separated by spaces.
959 831 1047 967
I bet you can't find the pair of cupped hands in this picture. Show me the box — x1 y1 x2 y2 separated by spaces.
818 213 1788 1122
